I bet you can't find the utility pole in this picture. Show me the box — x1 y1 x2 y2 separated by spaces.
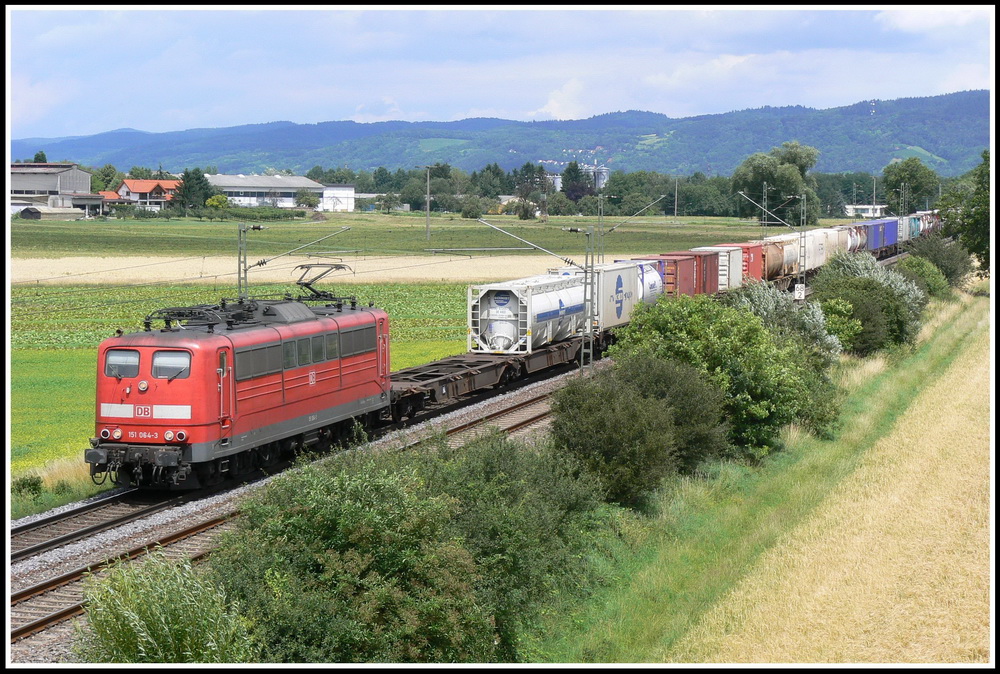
416 165 431 241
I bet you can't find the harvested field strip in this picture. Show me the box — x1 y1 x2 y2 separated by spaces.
663 295 991 663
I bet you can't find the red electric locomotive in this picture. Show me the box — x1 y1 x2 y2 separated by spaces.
85 281 390 489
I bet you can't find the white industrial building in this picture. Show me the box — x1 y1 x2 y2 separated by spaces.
206 174 355 212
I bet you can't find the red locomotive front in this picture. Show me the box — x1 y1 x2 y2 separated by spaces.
86 296 391 489
88 328 231 488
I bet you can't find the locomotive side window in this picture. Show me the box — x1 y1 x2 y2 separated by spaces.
152 351 191 379
283 341 297 369
235 343 283 381
297 338 312 366
105 349 139 378
341 325 377 357
311 335 325 362
326 333 340 360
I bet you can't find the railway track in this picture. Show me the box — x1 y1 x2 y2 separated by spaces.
9 371 572 650
10 491 191 563
10 515 238 643
443 391 553 447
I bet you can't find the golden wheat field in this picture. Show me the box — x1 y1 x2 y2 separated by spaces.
9 254 567 286
664 292 992 664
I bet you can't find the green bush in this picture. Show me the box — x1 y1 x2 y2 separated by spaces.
812 277 910 356
388 432 604 659
905 233 973 287
819 298 863 353
551 370 679 507
721 282 842 438
73 551 258 663
603 351 730 473
897 254 952 299
611 295 807 460
12 474 43 499
210 465 494 663
811 251 925 347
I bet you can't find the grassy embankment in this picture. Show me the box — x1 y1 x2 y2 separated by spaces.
526 280 991 663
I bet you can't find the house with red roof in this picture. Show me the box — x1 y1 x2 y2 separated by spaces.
113 178 180 211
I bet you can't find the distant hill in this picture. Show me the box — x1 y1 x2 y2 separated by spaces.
11 90 989 178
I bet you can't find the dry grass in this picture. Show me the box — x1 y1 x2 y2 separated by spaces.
662 298 992 664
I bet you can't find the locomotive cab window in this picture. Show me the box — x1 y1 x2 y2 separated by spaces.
152 351 191 379
105 349 139 378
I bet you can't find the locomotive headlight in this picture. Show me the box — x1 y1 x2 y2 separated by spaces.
138 380 148 392
111 428 123 440
176 430 187 442
164 430 174 442
100 428 111 440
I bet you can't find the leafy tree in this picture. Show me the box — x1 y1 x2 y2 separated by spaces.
611 295 808 459
905 232 973 287
90 163 124 192
295 188 320 209
172 167 215 209
550 366 679 507
545 191 576 216
819 298 863 353
811 250 926 346
882 157 940 216
128 166 153 179
376 192 402 213
205 194 229 209
896 255 950 299
459 195 486 219
384 433 603 660
731 141 821 227
33 150 47 163
938 149 989 273
560 161 594 202
471 163 511 199
372 166 393 192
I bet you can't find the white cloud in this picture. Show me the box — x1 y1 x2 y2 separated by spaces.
529 78 589 120
9 75 82 133
875 8 991 33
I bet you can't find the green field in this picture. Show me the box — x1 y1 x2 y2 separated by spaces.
10 212 857 260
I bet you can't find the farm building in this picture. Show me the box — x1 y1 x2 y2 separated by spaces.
10 162 92 197
20 206 85 220
206 174 355 212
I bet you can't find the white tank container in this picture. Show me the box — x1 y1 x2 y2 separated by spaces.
547 261 662 331
691 246 743 291
468 274 586 354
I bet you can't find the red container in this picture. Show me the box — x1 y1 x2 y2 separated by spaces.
720 242 764 283
661 251 720 295
646 254 698 297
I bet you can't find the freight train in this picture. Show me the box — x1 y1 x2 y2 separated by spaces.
85 212 941 489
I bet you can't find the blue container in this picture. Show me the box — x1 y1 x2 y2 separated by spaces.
865 221 884 251
882 217 898 247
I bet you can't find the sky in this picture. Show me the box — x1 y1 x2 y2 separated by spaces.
6 6 995 141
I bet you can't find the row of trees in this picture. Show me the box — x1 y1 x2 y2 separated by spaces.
49 144 989 271
73 144 959 220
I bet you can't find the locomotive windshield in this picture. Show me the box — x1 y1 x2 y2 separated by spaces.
105 349 139 379
152 351 191 380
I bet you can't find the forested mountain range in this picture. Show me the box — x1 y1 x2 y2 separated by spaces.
12 90 988 178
